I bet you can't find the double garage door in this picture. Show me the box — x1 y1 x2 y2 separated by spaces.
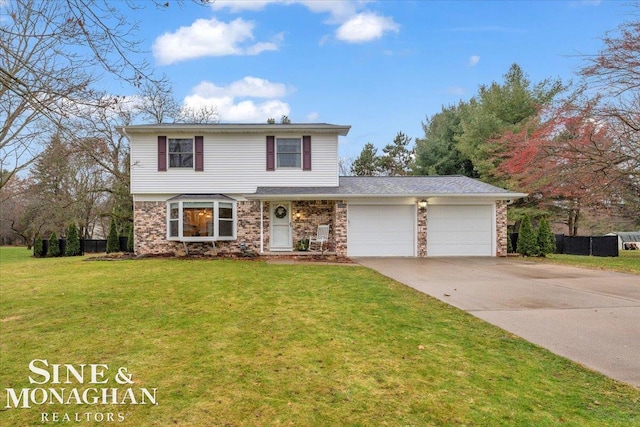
347 204 494 257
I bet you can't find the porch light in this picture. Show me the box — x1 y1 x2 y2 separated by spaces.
418 199 427 210
295 211 301 220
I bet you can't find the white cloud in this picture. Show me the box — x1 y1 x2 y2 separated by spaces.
192 77 288 98
212 0 357 21
336 12 399 43
183 77 290 122
306 112 320 122
468 55 480 67
446 86 466 96
212 1 397 44
152 17 278 65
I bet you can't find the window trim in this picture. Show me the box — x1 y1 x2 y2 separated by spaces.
166 199 237 242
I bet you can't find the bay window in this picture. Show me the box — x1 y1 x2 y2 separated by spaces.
167 198 237 241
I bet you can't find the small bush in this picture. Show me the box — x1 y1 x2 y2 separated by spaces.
295 238 309 251
34 237 44 258
516 215 539 257
65 223 82 256
126 223 134 253
537 217 556 256
106 218 120 254
47 232 61 257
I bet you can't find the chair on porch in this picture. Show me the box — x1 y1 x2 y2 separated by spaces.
308 225 330 252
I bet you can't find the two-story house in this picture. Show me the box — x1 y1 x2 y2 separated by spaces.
118 123 526 257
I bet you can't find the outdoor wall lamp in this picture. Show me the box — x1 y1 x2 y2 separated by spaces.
418 199 428 210
295 211 301 220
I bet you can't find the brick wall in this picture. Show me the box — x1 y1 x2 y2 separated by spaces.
134 200 262 256
496 200 508 257
291 200 336 251
417 203 427 257
334 201 347 257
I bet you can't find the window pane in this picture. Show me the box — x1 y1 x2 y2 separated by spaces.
277 153 300 167
183 203 213 237
277 139 301 153
169 220 178 237
219 203 233 219
219 220 233 237
169 139 193 153
169 153 193 168
170 203 179 219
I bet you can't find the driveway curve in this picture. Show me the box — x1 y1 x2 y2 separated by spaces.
356 257 640 388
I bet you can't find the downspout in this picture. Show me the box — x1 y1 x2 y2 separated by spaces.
260 200 264 253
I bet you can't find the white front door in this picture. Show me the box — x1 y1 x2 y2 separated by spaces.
270 202 292 251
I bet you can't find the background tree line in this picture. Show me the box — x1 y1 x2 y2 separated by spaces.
1 1 638 245
0 0 216 247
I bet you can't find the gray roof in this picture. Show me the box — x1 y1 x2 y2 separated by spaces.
118 123 351 136
168 194 236 201
253 176 527 199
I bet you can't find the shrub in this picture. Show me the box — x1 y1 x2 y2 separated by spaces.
47 232 61 257
126 223 134 253
106 218 120 253
34 237 44 258
516 215 538 257
537 217 556 256
65 222 82 256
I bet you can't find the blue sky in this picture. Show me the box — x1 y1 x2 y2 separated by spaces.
123 0 630 159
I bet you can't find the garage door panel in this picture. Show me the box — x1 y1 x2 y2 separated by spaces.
348 205 415 256
428 205 493 256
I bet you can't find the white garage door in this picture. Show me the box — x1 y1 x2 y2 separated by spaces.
348 205 415 256
428 205 494 256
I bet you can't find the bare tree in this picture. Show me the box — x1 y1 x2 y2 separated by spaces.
0 0 210 188
177 105 220 124
134 77 182 124
579 13 640 198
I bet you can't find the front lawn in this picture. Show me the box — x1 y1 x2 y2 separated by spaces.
539 251 640 275
1 247 638 426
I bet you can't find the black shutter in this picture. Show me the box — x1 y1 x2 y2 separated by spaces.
302 135 311 171
158 136 167 171
195 136 204 171
266 136 275 171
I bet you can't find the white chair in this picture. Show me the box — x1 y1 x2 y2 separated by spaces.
308 225 330 252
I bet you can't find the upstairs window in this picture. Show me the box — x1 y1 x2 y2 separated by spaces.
276 138 301 168
169 138 193 168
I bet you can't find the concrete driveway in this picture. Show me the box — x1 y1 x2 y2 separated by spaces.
356 257 640 388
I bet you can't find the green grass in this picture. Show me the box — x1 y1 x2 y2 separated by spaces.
536 251 640 275
1 247 638 426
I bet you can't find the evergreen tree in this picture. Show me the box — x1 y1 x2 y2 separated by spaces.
516 214 539 256
351 143 381 176
48 231 61 257
126 223 134 253
34 237 44 257
106 217 120 253
379 131 414 176
65 222 82 256
536 217 556 256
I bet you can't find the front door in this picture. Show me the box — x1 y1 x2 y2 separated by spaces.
270 202 292 251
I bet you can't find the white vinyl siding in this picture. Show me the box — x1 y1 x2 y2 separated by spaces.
347 204 415 257
427 204 494 256
130 134 338 194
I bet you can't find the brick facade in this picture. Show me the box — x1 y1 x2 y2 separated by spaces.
496 200 508 257
134 199 510 258
134 199 340 257
417 203 427 257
